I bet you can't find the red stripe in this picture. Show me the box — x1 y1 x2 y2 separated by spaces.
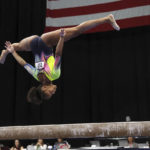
46 0 150 18
44 16 150 33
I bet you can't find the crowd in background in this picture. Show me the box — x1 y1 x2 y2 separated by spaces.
0 138 70 150
0 137 150 150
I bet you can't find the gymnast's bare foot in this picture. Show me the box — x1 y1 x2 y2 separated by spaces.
0 50 9 64
108 14 120 31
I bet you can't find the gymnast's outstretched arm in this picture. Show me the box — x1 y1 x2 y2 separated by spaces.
55 29 65 56
11 51 27 66
5 41 39 80
53 29 65 70
11 51 39 80
5 41 27 66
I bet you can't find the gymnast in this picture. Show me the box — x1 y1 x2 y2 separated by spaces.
0 14 120 104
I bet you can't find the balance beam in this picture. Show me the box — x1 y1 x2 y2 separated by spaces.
0 121 150 140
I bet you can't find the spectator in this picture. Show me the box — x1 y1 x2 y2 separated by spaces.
10 140 23 150
53 138 70 149
128 137 138 148
34 139 47 150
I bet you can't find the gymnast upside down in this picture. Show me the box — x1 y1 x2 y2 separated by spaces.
0 14 120 104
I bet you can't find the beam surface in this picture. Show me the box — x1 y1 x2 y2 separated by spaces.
0 121 150 140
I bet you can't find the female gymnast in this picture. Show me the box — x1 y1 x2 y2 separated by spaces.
0 14 120 104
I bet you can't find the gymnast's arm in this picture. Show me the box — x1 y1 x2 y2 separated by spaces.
55 29 65 56
8 48 39 81
54 29 65 69
5 41 27 66
12 51 27 66
12 52 39 80
5 41 39 80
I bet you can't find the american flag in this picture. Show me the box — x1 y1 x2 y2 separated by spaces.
45 0 150 33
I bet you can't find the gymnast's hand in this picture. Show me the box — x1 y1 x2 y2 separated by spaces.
5 41 15 53
60 29 66 38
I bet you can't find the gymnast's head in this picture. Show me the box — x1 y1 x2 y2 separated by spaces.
27 84 57 105
27 72 57 104
37 72 57 98
40 84 57 99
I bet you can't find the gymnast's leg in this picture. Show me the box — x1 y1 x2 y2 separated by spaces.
41 14 120 47
0 35 38 64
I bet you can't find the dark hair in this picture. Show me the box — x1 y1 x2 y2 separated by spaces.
27 85 55 105
27 86 43 105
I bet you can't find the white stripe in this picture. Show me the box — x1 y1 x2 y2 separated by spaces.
47 0 120 10
46 5 150 27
